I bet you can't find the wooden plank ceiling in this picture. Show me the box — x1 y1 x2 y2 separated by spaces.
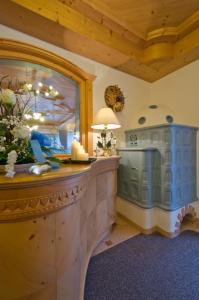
1 0 199 82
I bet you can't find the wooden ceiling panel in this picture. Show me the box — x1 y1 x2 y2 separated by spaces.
2 0 199 82
82 0 199 37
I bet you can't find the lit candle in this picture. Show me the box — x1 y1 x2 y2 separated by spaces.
78 145 84 153
77 152 89 161
76 149 84 160
76 144 89 161
71 140 80 160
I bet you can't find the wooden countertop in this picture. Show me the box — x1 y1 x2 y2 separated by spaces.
0 164 91 186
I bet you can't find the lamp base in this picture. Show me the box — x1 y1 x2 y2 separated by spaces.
102 148 112 157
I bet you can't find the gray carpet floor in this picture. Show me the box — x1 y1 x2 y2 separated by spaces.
84 230 199 300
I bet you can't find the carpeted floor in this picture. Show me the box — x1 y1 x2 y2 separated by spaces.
84 230 199 300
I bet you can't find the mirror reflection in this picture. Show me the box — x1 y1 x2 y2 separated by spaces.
0 59 80 154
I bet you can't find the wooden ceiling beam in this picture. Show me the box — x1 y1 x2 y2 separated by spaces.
174 26 199 57
0 1 155 82
11 0 142 61
58 0 145 47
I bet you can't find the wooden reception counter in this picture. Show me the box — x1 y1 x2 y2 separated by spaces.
0 157 119 300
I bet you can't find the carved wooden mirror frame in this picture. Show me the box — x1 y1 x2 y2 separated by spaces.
0 38 95 155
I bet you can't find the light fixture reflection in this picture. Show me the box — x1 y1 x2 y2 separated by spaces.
33 112 42 120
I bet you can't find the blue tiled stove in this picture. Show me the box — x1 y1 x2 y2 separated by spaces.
117 124 198 211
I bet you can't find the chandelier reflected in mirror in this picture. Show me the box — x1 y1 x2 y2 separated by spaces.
23 81 60 127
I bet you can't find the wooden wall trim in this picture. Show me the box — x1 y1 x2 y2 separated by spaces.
0 157 120 222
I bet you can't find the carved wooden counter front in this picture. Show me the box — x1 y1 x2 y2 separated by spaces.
0 157 119 300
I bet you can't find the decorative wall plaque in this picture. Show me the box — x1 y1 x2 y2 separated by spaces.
104 85 125 112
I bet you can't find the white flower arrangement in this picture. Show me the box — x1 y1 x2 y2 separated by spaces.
0 76 35 176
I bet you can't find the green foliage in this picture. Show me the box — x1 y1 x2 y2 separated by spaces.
97 141 103 149
106 140 111 148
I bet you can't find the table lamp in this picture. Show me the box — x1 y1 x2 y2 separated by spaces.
91 107 121 156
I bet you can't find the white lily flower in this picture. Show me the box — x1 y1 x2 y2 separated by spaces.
13 126 30 139
0 146 5 152
0 89 16 106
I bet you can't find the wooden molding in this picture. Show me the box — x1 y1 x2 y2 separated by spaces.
0 38 95 81
0 38 95 153
143 42 174 64
0 182 87 222
0 157 120 222
147 10 199 42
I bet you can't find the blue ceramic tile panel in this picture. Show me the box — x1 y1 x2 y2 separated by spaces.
118 124 198 211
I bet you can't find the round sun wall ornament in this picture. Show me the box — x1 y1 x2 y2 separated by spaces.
104 85 125 112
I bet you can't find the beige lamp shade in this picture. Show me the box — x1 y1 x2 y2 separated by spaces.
91 107 121 130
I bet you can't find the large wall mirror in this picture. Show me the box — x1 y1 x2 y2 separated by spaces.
0 39 95 155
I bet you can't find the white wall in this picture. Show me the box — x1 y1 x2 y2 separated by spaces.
150 61 199 196
150 60 199 127
0 25 150 148
93 64 149 146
